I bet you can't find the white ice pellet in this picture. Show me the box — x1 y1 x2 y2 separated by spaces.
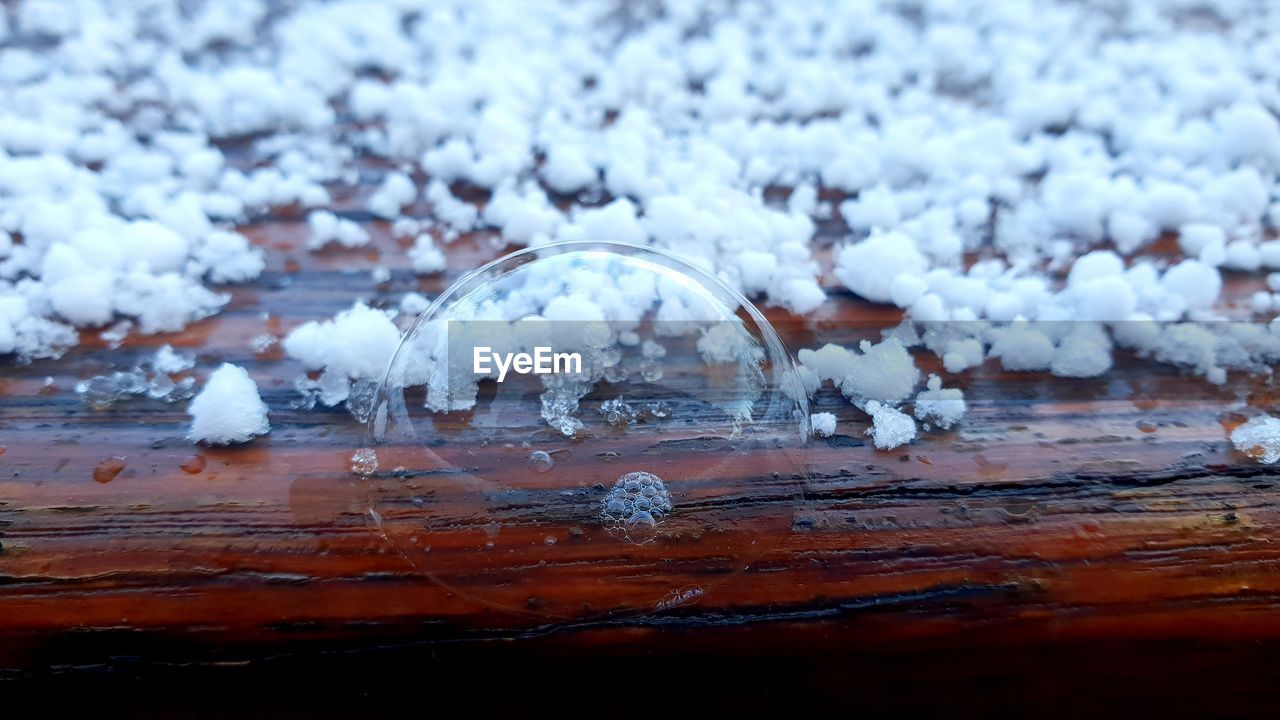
192 231 265 284
1178 224 1226 258
890 274 929 309
307 211 370 249
1217 103 1280 165
541 144 597 194
425 180 478 237
914 375 966 430
283 303 401 391
409 235 446 275
797 343 855 384
989 326 1055 372
810 412 837 438
839 184 899 232
865 401 917 450
1050 327 1113 378
1242 285 1265 309
834 231 927 305
483 181 561 244
1160 260 1222 312
154 344 195 374
1223 241 1261 272
840 338 920 406
399 291 431 316
187 363 270 445
1108 211 1156 255
800 338 920 406
1252 242 1280 273
942 338 985 373
368 172 416 219
5 0 1280 438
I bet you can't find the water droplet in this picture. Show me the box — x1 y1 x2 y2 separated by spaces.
527 450 554 473
179 454 207 474
93 455 127 483
544 535 557 545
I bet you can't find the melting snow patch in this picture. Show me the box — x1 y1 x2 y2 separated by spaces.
1231 416 1280 465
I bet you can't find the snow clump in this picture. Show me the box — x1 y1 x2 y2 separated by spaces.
187 364 270 444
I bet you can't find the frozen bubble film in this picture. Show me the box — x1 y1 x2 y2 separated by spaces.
365 242 810 620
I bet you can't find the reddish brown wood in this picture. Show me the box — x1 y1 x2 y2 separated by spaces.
2 211 1280 711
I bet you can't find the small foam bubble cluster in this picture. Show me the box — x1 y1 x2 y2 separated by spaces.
600 471 672 544
351 448 379 476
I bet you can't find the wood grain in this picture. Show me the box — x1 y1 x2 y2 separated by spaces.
2 192 1280 711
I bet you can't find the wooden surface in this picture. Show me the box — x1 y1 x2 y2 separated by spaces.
3 191 1280 712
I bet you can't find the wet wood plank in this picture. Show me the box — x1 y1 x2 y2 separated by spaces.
2 202 1279 710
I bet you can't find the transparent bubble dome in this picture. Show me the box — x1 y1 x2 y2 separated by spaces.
364 241 810 620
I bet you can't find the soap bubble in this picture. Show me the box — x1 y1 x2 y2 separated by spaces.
527 450 555 473
365 241 810 620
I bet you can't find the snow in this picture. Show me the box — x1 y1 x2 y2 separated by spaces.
1161 260 1222 312
1179 224 1226 258
154 344 195 374
409 235 446 274
3 0 1280 452
187 363 270 444
943 338 985 373
1217 104 1280 165
1050 326 1113 378
284 303 400 381
113 271 227 334
425 180 478 240
834 231 927 304
1230 416 1280 465
811 412 837 438
192 231 265 283
989 326 1055 372
865 401 917 450
483 181 561 244
839 338 921 406
283 303 401 408
542 144 597 194
368 172 416 219
399 291 431 316
1067 251 1125 288
307 211 370 250
914 375 966 430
